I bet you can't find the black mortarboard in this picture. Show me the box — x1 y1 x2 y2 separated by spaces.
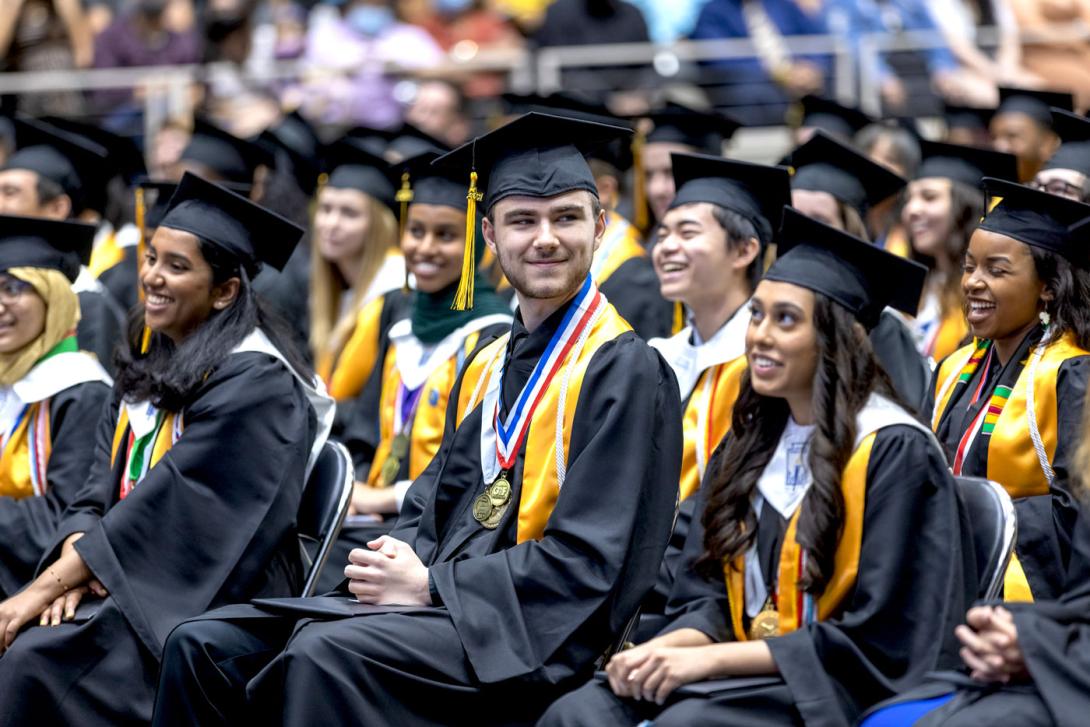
179 119 273 185
916 140 1019 187
137 177 251 231
433 112 630 309
979 177 1090 260
668 153 790 245
256 111 322 195
1043 108 1090 174
944 103 995 132
396 151 467 211
323 138 397 210
5 117 108 212
766 207 926 328
788 130 906 214
157 172 305 274
0 214 94 282
643 102 741 155
796 95 874 139
434 112 630 210
387 122 450 161
41 115 146 185
996 87 1075 127
501 92 634 171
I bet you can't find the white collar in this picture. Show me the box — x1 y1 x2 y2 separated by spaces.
387 313 512 391
12 351 112 404
650 302 751 400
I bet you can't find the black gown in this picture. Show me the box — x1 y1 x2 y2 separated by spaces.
152 300 683 727
870 309 930 410
0 351 316 726
0 380 111 598
540 425 975 727
599 256 676 341
97 246 139 313
929 326 1090 600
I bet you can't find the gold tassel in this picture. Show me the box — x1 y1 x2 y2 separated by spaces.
135 186 153 352
396 170 414 292
453 170 482 311
140 325 151 354
632 128 648 232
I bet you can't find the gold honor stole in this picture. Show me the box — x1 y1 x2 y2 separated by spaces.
591 214 646 285
928 309 970 364
724 433 877 641
88 231 126 278
933 332 1089 601
318 294 387 402
679 357 747 501
110 406 184 499
0 403 52 499
367 331 485 488
456 304 631 543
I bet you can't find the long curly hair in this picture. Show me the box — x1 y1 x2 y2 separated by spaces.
697 293 900 594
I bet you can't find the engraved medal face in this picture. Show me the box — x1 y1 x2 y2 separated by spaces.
379 457 400 487
748 610 781 640
390 433 410 460
489 477 511 507
472 493 494 523
481 501 508 530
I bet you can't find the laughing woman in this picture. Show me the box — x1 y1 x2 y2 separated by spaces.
0 173 333 725
0 216 111 597
929 179 1090 602
540 209 973 727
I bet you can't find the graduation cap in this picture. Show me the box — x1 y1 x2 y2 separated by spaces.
323 138 397 210
944 103 995 133
40 115 147 185
394 151 467 212
642 102 741 156
5 117 108 213
765 207 926 328
501 92 634 172
916 140 1019 187
788 130 906 214
137 177 251 231
795 95 874 139
979 177 1090 261
0 214 94 282
255 111 322 195
179 119 273 185
1043 108 1090 175
346 123 450 162
157 172 305 274
995 87 1075 127
433 112 631 309
667 153 790 246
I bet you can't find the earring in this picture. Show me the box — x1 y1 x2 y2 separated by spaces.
1040 310 1051 328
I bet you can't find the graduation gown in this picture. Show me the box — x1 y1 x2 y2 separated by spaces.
541 402 975 727
594 212 674 341
73 269 126 373
152 293 683 727
929 326 1090 600
871 309 931 409
0 345 321 726
0 352 111 597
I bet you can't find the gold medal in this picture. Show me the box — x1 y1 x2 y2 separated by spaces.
488 476 511 508
389 433 410 460
480 500 508 529
379 456 400 488
472 493 494 523
748 597 780 640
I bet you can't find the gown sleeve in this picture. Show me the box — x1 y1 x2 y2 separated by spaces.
427 335 684 684
70 353 314 656
76 289 126 376
764 426 974 723
0 381 111 596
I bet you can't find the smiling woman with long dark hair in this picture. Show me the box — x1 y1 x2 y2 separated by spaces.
0 173 333 726
928 178 1090 602
540 209 974 727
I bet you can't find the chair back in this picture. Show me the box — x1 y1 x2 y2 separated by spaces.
954 476 1017 600
297 441 353 597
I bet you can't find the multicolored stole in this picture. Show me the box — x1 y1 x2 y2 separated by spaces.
456 277 631 542
111 403 184 500
932 332 1090 601
590 213 645 284
724 396 933 641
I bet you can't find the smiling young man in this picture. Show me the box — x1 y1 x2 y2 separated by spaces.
151 113 683 727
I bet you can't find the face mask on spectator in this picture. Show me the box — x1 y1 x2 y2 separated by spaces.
435 0 474 14
346 6 396 36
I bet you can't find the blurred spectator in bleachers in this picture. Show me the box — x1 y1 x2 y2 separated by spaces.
0 0 93 115
404 78 472 147
625 0 707 42
293 0 443 127
690 0 829 124
926 0 1043 104
91 0 202 118
1009 0 1090 109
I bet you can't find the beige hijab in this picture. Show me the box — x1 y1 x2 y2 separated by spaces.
0 267 80 386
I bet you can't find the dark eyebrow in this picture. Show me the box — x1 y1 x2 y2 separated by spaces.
983 255 1012 265
770 301 805 317
550 204 586 216
501 208 537 222
675 217 703 228
164 251 192 265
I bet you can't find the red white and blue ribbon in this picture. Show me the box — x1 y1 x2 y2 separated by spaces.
479 276 604 483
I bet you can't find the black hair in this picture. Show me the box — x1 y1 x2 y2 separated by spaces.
35 176 65 206
114 237 311 411
1031 246 1090 350
709 205 763 290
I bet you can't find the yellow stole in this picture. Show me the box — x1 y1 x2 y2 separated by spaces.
88 231 126 278
724 433 876 641
930 309 970 363
110 407 183 495
318 294 387 402
456 304 631 543
933 332 1088 600
592 214 646 285
0 402 52 499
679 357 747 501
367 332 484 487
